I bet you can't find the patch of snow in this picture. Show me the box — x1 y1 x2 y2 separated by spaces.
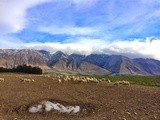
29 105 42 113
29 100 80 114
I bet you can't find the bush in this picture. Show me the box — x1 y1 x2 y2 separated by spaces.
0 64 42 74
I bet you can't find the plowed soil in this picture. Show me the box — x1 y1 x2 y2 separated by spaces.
0 74 160 120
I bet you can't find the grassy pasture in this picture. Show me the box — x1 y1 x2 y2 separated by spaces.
95 75 160 87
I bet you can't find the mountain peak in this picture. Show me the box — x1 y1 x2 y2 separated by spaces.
54 51 67 57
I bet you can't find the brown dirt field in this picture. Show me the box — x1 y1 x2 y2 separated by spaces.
0 74 160 120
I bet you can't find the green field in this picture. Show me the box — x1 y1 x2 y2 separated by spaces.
96 75 160 87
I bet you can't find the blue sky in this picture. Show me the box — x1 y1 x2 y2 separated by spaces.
0 0 160 59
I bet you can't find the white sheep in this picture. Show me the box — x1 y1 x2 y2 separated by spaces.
113 82 119 86
122 80 130 85
0 78 4 82
20 78 34 83
89 79 99 83
31 79 35 82
113 80 130 86
63 78 68 82
58 79 62 83
107 79 111 83
81 79 87 83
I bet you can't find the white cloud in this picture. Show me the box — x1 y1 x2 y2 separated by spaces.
0 0 50 34
38 26 99 35
102 39 160 59
0 36 160 60
12 37 159 60
72 0 98 7
25 38 102 54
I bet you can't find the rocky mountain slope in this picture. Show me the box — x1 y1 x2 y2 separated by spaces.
0 49 160 75
0 49 47 68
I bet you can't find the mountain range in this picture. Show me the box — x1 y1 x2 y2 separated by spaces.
0 49 160 76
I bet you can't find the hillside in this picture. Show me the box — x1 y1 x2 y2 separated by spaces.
0 49 160 75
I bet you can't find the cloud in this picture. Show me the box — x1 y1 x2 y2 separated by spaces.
6 37 158 60
38 26 99 36
23 38 103 55
101 38 160 59
95 0 160 39
9 0 159 40
72 0 98 8
0 0 50 34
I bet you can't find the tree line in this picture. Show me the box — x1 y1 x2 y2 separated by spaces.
0 64 42 74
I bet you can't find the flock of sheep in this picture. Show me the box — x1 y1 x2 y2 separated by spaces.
44 74 130 86
51 75 100 83
0 75 130 86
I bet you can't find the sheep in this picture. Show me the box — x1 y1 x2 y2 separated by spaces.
117 80 130 85
58 79 62 83
122 118 126 120
70 76 77 81
63 78 68 82
113 82 119 86
107 79 111 83
86 77 90 81
89 79 99 83
57 75 61 79
44 75 50 78
73 77 77 81
93 77 98 81
20 78 28 82
31 79 35 82
0 78 4 82
81 79 87 83
121 80 130 85
20 78 35 83
113 80 130 86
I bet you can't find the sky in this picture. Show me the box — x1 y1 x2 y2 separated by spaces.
0 0 160 60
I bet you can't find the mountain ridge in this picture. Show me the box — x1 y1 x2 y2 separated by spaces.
0 49 160 76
